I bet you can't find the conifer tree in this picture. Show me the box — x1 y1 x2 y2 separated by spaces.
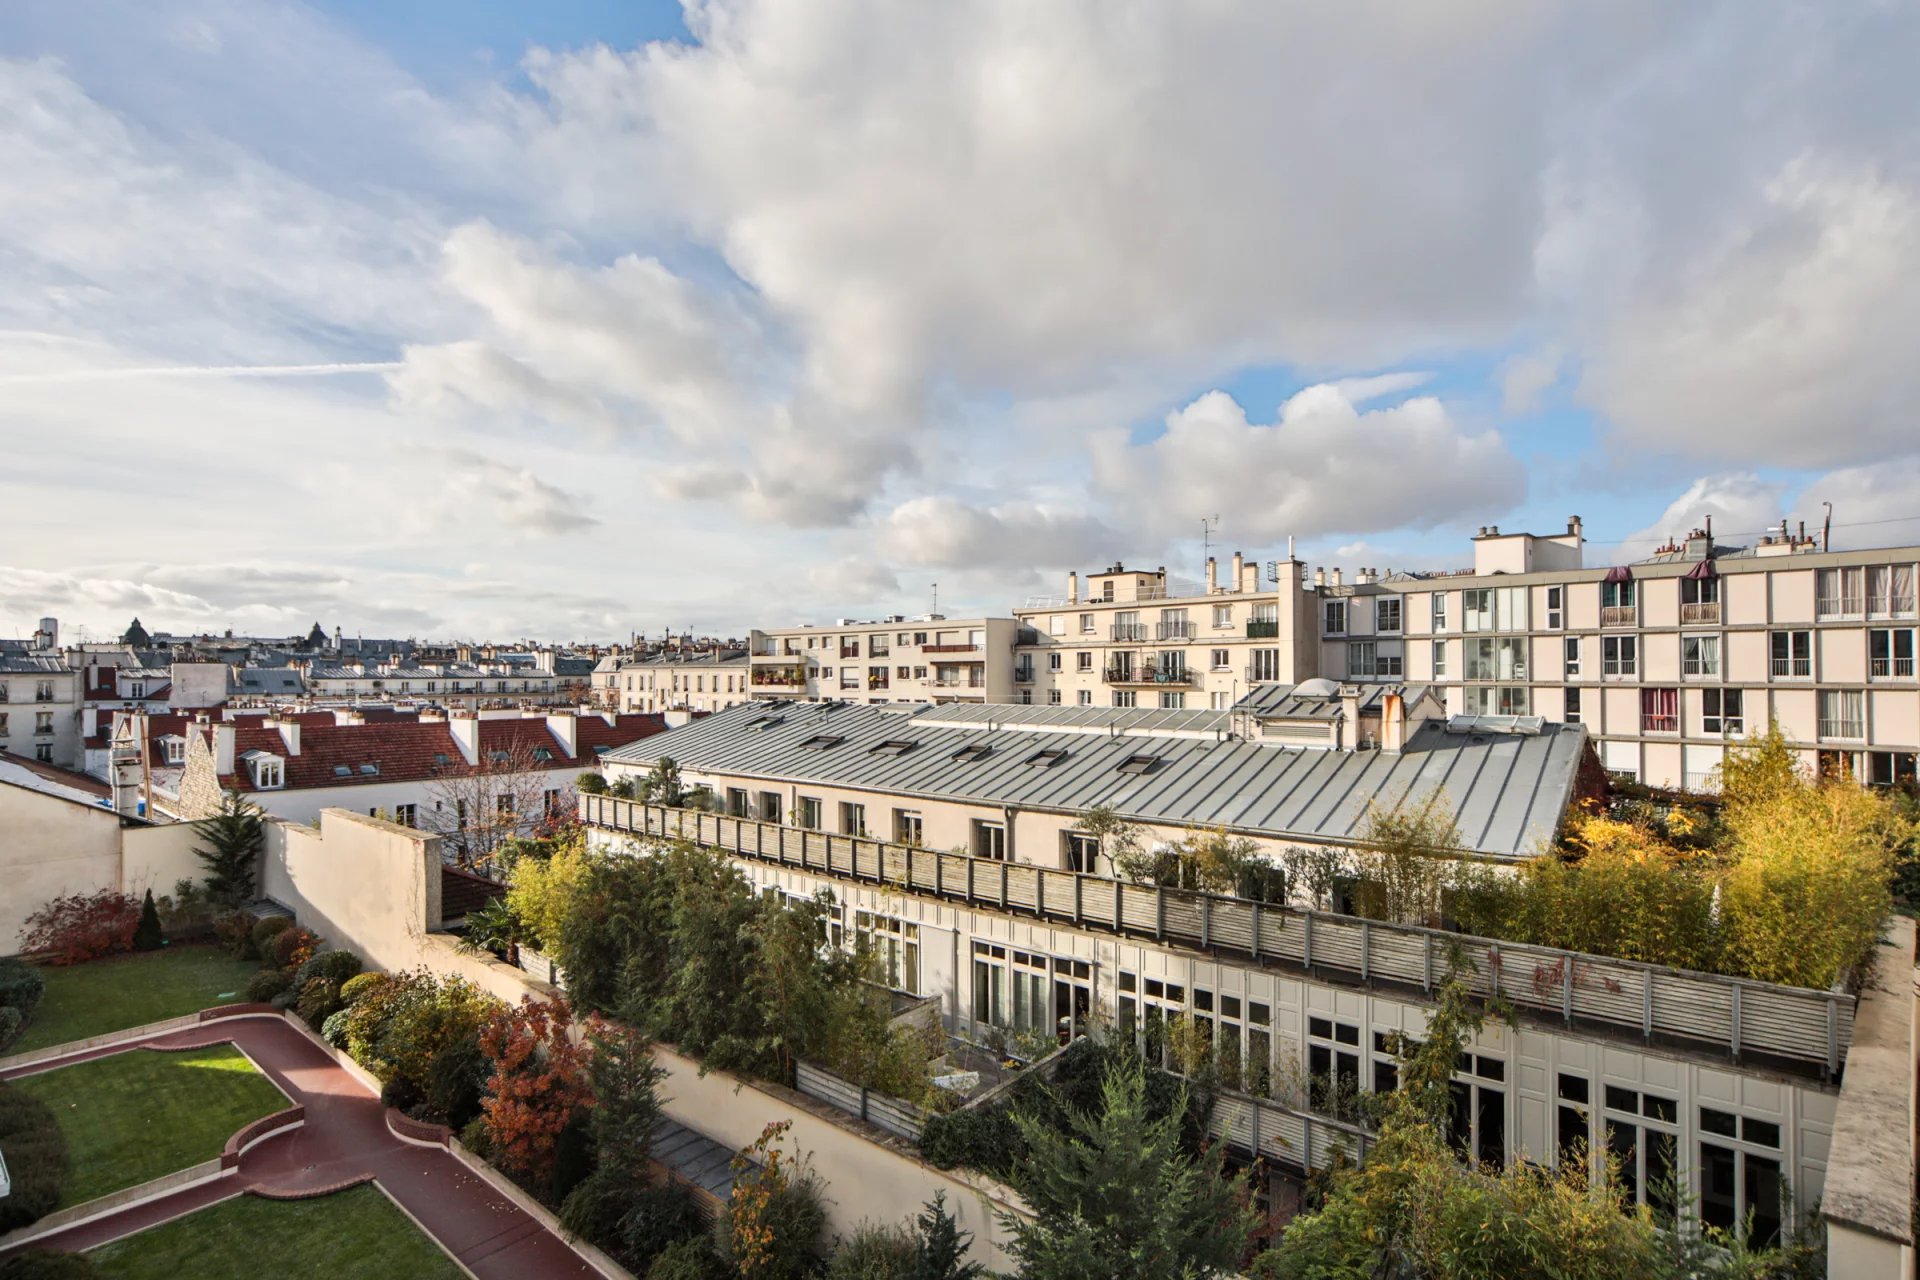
909 1192 983 1280
132 888 164 951
194 790 264 907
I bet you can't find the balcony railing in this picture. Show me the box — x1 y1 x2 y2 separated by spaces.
1820 718 1865 741
1246 620 1280 639
1102 667 1194 686
751 647 805 660
1156 621 1196 641
1600 606 1638 628
1013 668 1034 683
1870 658 1916 679
581 797 1855 1076
1771 660 1812 679
933 677 987 689
1110 623 1148 642
1868 595 1918 618
1244 665 1284 684
1680 602 1722 625
750 668 807 688
923 643 982 655
1816 596 1864 619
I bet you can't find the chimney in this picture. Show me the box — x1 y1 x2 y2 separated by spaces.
1068 571 1080 604
544 712 577 759
275 719 301 756
1230 551 1245 593
1206 556 1218 593
1568 515 1583 540
1339 685 1363 749
212 722 236 776
1314 567 1326 588
447 714 479 765
1381 693 1407 753
1331 568 1343 587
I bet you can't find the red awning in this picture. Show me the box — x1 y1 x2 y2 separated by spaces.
1603 564 1633 584
1684 558 1717 580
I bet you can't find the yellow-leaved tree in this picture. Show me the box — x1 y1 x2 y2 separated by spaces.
504 826 594 953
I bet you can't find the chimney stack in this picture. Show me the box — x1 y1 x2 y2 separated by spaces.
1314 567 1326 588
1206 556 1218 593
1381 693 1406 753
1068 571 1079 604
1331 568 1342 587
1231 552 1245 593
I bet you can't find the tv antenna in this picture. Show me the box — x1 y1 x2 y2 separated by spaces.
1201 515 1220 572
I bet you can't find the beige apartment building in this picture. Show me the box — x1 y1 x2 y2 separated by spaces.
614 650 753 715
747 617 1021 705
1012 553 1318 712
1314 519 1920 790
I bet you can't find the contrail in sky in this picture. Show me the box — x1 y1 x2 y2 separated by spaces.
0 361 402 385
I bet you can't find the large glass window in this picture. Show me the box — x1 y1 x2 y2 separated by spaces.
1375 598 1402 633
1770 630 1812 678
1463 586 1526 633
1307 1015 1362 1120
1639 687 1678 733
1348 642 1402 678
1817 567 1865 618
1869 628 1916 678
1602 635 1637 676
1448 1053 1506 1169
1868 564 1917 618
1819 689 1864 739
1702 688 1744 736
1324 600 1347 635
1699 1107 1783 1247
1603 1086 1679 1221
1465 637 1526 681
1681 634 1720 677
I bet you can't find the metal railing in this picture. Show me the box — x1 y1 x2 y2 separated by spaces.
1102 667 1194 686
1110 623 1148 642
1680 602 1722 625
924 644 982 655
1246 620 1280 639
583 797 1854 1076
1816 596 1865 619
1156 621 1196 641
1868 595 1917 618
1600 606 1639 628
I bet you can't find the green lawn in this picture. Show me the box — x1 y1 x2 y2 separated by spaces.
11 1044 288 1206
9 947 261 1055
88 1184 465 1280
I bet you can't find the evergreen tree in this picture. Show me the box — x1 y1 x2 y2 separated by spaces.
1001 1058 1252 1280
561 1018 668 1244
909 1193 983 1280
132 889 164 951
194 790 264 907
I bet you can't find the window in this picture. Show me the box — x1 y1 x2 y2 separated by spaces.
1868 751 1919 788
1076 651 1094 672
1600 579 1637 622
1157 608 1192 640
1817 566 1865 618
1639 687 1678 733
1246 647 1282 682
1702 687 1744 736
1448 1053 1507 1169
1819 689 1864 739
163 738 185 764
839 669 859 691
893 810 922 844
1079 613 1095 634
870 634 890 657
1544 585 1564 630
1769 630 1812 678
1077 689 1092 706
1431 640 1448 680
971 943 1066 1036
839 801 867 837
34 680 54 702
34 743 51 762
853 911 919 994
1064 831 1100 874
1465 637 1526 681
1159 691 1186 709
1869 628 1916 678
0 712 8 734
1869 564 1917 617
1564 688 1582 723
1047 688 1063 705
1307 1016 1362 1118
1463 586 1527 632
1603 1086 1679 1221
1210 649 1230 670
1048 652 1063 672
1700 1107 1783 1247
1431 593 1448 633
1113 689 1136 708
34 711 54 735
727 788 748 817
1112 611 1144 641
496 793 516 818
1376 598 1402 633
796 796 823 829
1465 686 1531 715
1348 641 1403 678
1210 691 1231 709
758 791 782 824
1556 1073 1590 1171
1016 689 1034 704
1212 604 1233 629
1563 635 1581 676
1323 600 1347 634
972 820 1007 860
868 666 890 690
253 759 283 789
1680 574 1721 623
1681 634 1720 677
1602 635 1637 676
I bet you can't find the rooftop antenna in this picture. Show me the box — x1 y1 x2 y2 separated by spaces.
1821 500 1832 552
931 582 939 615
1201 515 1220 577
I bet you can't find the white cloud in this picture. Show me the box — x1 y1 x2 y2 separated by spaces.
879 497 1117 569
1614 473 1789 561
1090 384 1526 544
1497 349 1561 416
430 450 601 536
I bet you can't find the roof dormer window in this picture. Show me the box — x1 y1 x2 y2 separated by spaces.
533 746 554 762
246 754 284 789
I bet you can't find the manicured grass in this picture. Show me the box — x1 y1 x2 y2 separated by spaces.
9 947 261 1055
88 1184 466 1280
11 1044 288 1206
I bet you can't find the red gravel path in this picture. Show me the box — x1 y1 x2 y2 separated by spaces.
0 1016 603 1277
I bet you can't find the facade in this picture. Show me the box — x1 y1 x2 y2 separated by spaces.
301 659 565 706
0 653 82 768
588 702 1835 1244
1314 520 1920 789
615 650 752 715
747 618 1020 705
1012 553 1318 713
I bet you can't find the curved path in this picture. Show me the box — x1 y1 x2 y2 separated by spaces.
0 1015 602 1277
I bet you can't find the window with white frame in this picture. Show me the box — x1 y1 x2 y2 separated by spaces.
1347 641 1402 678
855 911 920 994
1639 687 1678 733
1463 586 1526 632
1248 648 1283 682
1603 1085 1678 1220
1702 688 1744 736
1819 688 1864 739
1699 1107 1783 1246
1465 637 1525 681
1210 691 1231 710
1113 689 1136 708
1431 593 1448 632
393 803 417 827
1077 651 1094 672
252 757 283 789
1868 564 1917 618
1159 691 1186 709
1868 750 1919 788
1210 649 1230 670
1817 566 1865 618
1563 688 1582 723
1869 628 1916 678
972 819 1007 860
1049 616 1066 635
1769 630 1811 678
893 809 922 844
1602 635 1637 676
1306 1014 1362 1118
797 796 823 829
1544 585 1564 629
1079 613 1095 634
1681 634 1719 677
1563 635 1582 676
1048 651 1063 672
1465 685 1531 715
1375 598 1402 633
1048 689 1062 705
1448 1052 1507 1169
1077 689 1092 706
1323 600 1347 634
1212 604 1233 629
1431 640 1448 680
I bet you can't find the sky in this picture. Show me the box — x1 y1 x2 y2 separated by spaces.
4 1 1920 645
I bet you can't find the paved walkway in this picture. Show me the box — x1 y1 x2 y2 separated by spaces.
0 1015 603 1277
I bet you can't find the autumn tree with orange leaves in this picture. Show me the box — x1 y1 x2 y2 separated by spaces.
478 995 593 1184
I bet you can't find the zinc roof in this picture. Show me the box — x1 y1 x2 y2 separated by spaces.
606 700 1587 860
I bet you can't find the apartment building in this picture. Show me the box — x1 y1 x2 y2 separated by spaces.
0 619 82 767
589 701 1846 1244
1313 519 1920 790
747 617 1020 705
615 650 753 714
301 658 565 706
1012 553 1317 712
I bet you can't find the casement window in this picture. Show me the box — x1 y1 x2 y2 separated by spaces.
393 803 417 827
1077 689 1093 706
1120 974 1188 1068
1210 649 1231 671
1209 691 1231 709
1048 616 1066 636
1248 648 1283 682
1113 611 1144 641
1603 1085 1679 1221
1869 628 1916 678
1464 586 1527 633
34 711 54 734
1016 689 1033 704
1449 1053 1507 1170
1699 1107 1783 1247
1159 691 1186 709
1681 634 1720 677
892 809 922 845
1702 688 1744 736
727 788 749 817
1157 609 1193 640
1307 1016 1362 1117
1212 604 1233 629
758 791 782 824
1544 585 1564 630
1602 635 1637 676
1077 651 1094 672
1048 652 1063 672
1048 689 1063 705
1769 630 1811 678
1323 600 1347 635
1680 574 1721 623
970 944 1057 1035
796 796 823 829
1375 598 1402 633
869 634 890 657
1563 688 1582 724
1639 687 1678 734
1817 567 1865 618
34 743 50 762
1818 689 1864 740
1431 640 1448 680
1868 751 1919 788
839 801 867 837
1431 593 1449 633
1563 635 1582 676
253 759 283 789
1466 686 1531 715
1600 579 1637 612
972 819 1007 860
1079 613 1096 634
1868 564 1917 618
1465 637 1526 682
1113 690 1137 708
1063 831 1100 874
854 911 919 994
1556 1073 1591 1171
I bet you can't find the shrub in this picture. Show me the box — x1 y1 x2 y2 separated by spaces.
616 1183 709 1270
725 1121 827 1280
918 1104 1018 1174
295 950 364 988
250 915 293 956
295 978 345 1029
132 889 164 952
0 1086 69 1232
320 1008 353 1047
339 971 385 1005
478 997 592 1184
243 969 291 1003
458 1115 492 1158
648 1238 729 1280
0 1251 104 1280
0 957 46 1016
214 910 258 959
549 1111 595 1205
425 1037 490 1130
827 1224 917 1278
338 970 501 1106
269 925 321 971
0 1007 23 1053
17 891 141 965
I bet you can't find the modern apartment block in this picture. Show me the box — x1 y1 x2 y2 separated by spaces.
1313 520 1920 790
1011 553 1318 711
747 617 1021 705
0 617 82 768
613 650 753 715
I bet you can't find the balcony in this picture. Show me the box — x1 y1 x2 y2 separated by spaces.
923 643 982 655
1103 666 1194 687
751 645 805 661
1110 623 1148 642
1246 620 1280 639
1680 602 1722 625
933 676 987 690
1869 595 1918 618
1600 606 1638 628
1156 621 1196 641
1013 667 1034 683
1816 596 1864 620
749 666 807 688
838 645 861 660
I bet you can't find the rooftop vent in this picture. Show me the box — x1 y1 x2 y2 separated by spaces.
869 739 918 756
1025 748 1069 768
952 743 993 763
799 734 845 751
1116 753 1161 775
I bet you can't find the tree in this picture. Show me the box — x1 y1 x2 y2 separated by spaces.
194 790 263 907
1001 1057 1253 1280
423 738 559 869
909 1193 984 1280
132 889 164 951
577 771 608 795
638 757 688 806
1352 787 1459 925
478 996 594 1185
561 1017 667 1244
1073 805 1148 881
726 1121 828 1280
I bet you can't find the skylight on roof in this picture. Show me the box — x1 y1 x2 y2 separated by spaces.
534 746 553 761
755 715 786 731
952 743 992 762
869 739 917 756
799 734 845 750
358 763 379 776
434 752 450 767
1116 753 1160 775
1025 748 1068 768
332 764 351 777
489 750 510 764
